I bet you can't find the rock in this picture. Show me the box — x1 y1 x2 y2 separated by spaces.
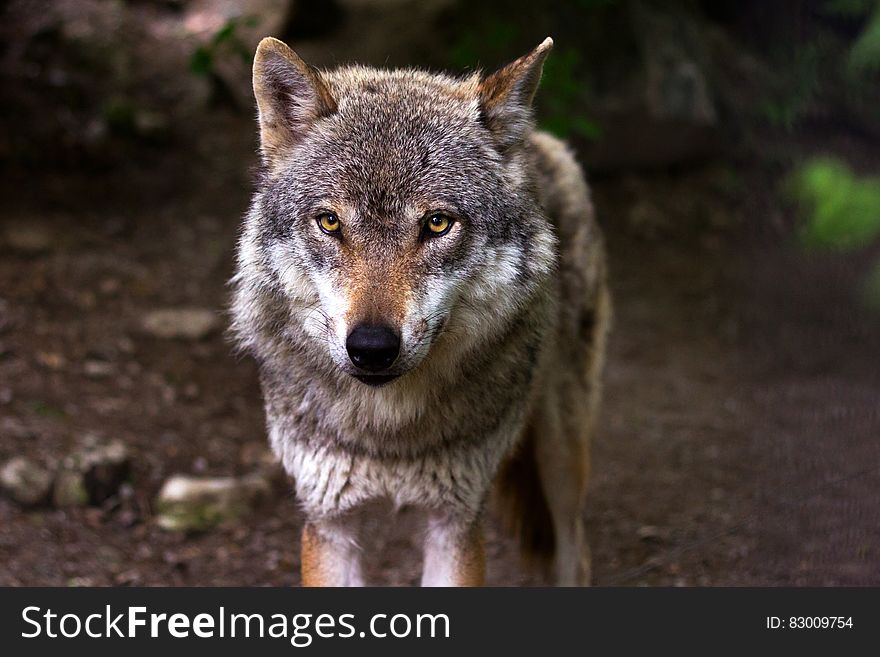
634 2 717 125
155 472 272 531
576 1 725 173
133 109 170 140
636 525 666 541
98 278 121 296
645 49 716 125
55 440 132 506
2 222 53 255
52 469 89 507
83 360 115 379
0 417 32 440
141 308 219 340
0 457 53 506
35 351 67 371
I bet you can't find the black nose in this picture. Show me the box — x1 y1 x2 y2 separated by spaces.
346 324 401 372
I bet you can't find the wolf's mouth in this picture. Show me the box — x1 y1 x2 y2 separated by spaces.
352 373 400 387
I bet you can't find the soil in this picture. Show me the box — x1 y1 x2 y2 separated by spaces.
1 111 879 586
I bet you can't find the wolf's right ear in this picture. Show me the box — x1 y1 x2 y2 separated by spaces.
252 37 337 170
478 37 553 151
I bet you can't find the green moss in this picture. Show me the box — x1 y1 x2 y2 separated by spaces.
792 158 880 250
189 15 259 78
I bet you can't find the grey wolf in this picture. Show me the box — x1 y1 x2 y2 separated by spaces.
231 35 610 586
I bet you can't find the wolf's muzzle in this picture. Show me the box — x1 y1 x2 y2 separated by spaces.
346 324 401 373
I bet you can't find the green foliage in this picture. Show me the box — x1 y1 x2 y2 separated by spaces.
538 47 601 140
792 158 880 250
758 44 822 131
447 11 603 141
824 0 876 16
757 1 880 130
848 7 880 72
448 19 517 71
792 157 880 307
824 0 880 73
190 16 259 77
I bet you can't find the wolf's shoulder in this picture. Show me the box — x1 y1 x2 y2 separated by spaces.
527 131 596 231
527 130 606 311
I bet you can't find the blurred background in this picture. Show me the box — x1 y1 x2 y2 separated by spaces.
1 0 879 586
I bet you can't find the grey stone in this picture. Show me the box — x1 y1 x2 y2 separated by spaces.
52 469 89 507
83 360 115 379
56 440 132 506
635 2 717 126
3 222 53 255
141 308 219 340
155 472 273 531
0 457 52 506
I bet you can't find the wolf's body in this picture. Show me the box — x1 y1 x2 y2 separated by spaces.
232 37 610 586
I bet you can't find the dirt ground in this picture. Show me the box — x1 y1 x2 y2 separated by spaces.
1 110 878 586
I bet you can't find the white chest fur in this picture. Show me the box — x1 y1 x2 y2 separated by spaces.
269 414 522 520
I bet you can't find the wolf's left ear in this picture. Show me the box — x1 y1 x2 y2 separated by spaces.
252 37 337 170
478 37 553 150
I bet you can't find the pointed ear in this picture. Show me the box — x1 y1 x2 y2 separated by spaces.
478 37 553 149
252 37 337 169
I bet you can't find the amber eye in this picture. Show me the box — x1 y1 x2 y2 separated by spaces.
317 212 341 235
425 213 453 237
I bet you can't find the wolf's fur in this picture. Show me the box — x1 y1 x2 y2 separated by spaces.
231 36 610 586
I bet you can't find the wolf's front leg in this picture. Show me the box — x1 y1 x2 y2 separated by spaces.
421 514 485 587
300 520 364 587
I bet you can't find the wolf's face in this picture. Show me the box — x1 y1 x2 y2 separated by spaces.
244 39 556 387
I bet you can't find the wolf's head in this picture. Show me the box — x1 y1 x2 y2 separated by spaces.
236 37 557 388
